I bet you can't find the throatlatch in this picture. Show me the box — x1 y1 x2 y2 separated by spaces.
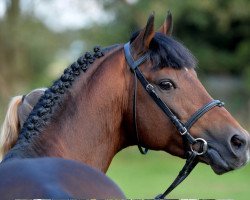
124 42 224 199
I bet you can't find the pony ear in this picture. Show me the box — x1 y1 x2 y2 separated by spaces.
131 13 155 55
158 11 173 36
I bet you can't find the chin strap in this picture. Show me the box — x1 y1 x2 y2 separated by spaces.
133 71 148 154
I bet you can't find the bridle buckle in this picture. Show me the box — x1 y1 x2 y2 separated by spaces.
180 127 187 136
146 83 154 92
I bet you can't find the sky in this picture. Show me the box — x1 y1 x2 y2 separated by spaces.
0 0 114 32
0 0 6 18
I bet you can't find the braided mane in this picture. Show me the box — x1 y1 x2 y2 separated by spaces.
14 46 104 147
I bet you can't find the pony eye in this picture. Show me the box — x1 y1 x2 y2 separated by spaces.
159 80 175 90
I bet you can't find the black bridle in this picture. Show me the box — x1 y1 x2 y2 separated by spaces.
124 42 225 199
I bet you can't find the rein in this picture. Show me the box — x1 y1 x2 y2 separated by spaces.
124 42 224 199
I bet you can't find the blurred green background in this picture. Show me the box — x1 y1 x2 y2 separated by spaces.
0 0 249 199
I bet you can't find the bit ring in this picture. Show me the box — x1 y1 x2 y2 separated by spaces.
190 138 208 155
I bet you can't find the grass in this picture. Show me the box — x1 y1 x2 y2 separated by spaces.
107 146 250 199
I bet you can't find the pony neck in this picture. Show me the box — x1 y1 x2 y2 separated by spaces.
22 45 134 172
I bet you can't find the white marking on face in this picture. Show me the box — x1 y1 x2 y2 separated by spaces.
184 67 188 72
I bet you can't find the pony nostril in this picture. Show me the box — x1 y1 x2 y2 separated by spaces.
230 135 246 151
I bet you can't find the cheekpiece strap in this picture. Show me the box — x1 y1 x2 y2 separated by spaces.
124 42 149 70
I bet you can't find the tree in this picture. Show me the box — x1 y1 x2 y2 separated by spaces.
0 0 72 120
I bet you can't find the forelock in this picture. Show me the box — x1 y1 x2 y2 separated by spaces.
130 32 197 69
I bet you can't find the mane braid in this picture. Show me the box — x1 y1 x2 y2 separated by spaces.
3 46 104 161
